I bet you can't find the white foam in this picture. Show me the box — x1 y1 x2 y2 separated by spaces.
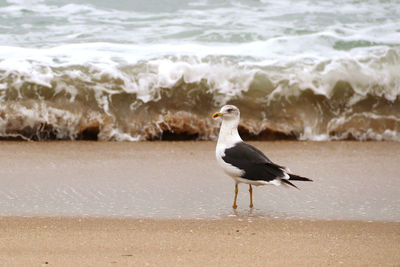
1 0 400 142
1 45 399 102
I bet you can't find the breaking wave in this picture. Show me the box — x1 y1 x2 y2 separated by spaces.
0 44 399 141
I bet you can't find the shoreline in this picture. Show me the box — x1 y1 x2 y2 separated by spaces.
1 141 399 265
0 141 399 221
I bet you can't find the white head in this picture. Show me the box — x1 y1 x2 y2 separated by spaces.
212 105 242 145
212 105 240 122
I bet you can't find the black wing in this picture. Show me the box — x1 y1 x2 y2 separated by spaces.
222 142 287 182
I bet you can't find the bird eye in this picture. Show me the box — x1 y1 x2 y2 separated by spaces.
227 108 233 112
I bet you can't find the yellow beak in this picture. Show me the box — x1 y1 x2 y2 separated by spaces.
212 112 222 118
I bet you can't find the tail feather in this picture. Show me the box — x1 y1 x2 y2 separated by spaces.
280 178 299 189
289 173 313 182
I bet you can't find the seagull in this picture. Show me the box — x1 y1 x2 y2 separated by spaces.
212 105 313 209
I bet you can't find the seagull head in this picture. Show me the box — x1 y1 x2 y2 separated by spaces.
212 105 242 143
212 105 240 121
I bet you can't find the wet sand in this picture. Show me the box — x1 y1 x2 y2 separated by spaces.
0 141 399 220
1 217 399 266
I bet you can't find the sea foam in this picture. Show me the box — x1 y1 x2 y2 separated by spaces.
1 0 399 141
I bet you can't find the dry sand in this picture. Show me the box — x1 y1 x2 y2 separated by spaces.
0 141 399 266
1 217 399 266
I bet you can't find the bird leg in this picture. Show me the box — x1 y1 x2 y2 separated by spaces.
232 184 238 209
249 184 253 208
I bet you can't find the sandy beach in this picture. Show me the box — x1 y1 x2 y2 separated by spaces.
1 217 399 266
0 141 399 266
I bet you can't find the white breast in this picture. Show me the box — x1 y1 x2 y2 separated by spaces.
215 143 244 178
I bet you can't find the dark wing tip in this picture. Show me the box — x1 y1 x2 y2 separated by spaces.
289 174 313 182
281 179 299 189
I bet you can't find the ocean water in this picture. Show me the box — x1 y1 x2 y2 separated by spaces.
0 0 399 141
